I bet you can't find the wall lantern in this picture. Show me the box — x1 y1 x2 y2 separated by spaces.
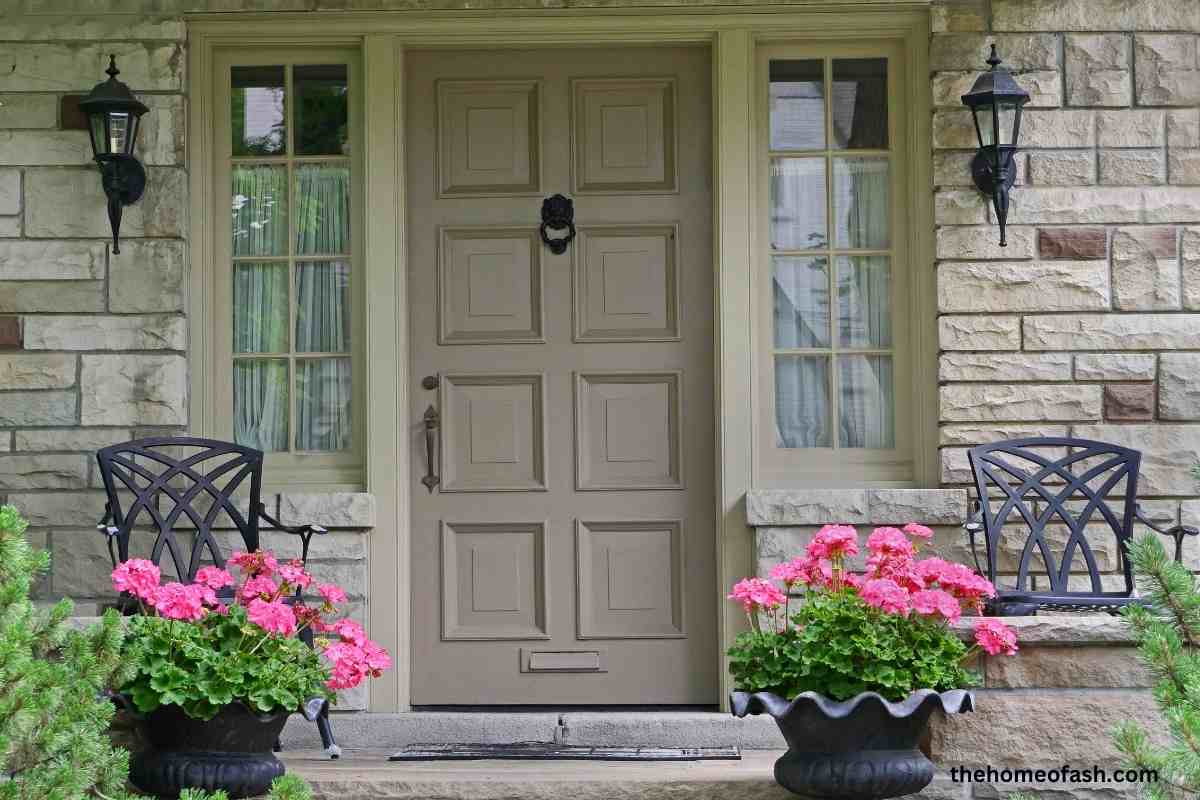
961 44 1029 247
79 55 148 255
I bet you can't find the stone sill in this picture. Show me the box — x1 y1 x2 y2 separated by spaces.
951 614 1137 646
746 488 968 527
274 492 376 530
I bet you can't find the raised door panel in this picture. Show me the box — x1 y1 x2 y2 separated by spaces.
440 372 547 492
575 371 683 490
440 227 543 344
572 78 676 194
574 224 679 342
438 79 541 196
576 519 685 639
441 521 549 640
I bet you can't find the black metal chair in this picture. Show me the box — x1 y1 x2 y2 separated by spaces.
95 436 341 758
964 436 1198 616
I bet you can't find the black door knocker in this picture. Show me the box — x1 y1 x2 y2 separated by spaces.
539 194 576 255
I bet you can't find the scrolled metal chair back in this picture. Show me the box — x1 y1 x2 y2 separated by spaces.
967 437 1140 598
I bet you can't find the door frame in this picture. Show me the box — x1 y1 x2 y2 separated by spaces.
188 3 932 712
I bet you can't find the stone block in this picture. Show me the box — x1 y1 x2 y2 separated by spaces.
108 240 186 313
79 355 186 427
211 529 368 563
987 646 1155 688
1112 227 1181 310
1184 227 1200 308
1074 353 1157 381
25 168 143 238
1099 149 1165 186
992 0 1200 31
1159 353 1200 420
930 34 1060 72
7 491 107 527
1065 34 1131 107
1076 424 1200 494
938 260 1110 312
1103 383 1156 421
0 241 106 280
142 168 187 238
936 226 1035 260
1168 109 1200 148
0 43 183 93
1026 313 1200 350
1170 150 1200 185
0 391 76 426
939 384 1103 422
1134 34 1200 106
935 190 989 225
933 109 982 150
745 490 868 526
1007 188 1142 225
940 447 971 484
932 70 1060 109
939 424 1069 446
0 316 19 348
0 16 186 41
1037 228 1107 259
0 281 104 312
1143 187 1200 222
138 95 185 167
305 561 367 599
13 429 130 452
0 354 74 389
1026 150 1094 186
934 151 1027 188
0 218 19 237
1096 110 1165 148
938 353 1072 382
24 315 186 351
938 315 1021 351
0 131 91 167
279 493 376 528
0 94 58 128
280 711 563 752
0 454 87 490
1020 110 1096 149
49 528 122 599
865 489 968 525
0 170 19 216
932 1 987 33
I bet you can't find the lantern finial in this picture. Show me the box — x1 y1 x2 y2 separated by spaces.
986 43 1001 71
106 54 119 80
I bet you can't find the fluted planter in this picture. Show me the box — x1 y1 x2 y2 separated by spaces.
731 689 974 799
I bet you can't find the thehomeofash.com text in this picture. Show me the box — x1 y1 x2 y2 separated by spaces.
949 765 1159 785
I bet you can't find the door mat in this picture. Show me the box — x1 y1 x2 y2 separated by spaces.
389 743 741 761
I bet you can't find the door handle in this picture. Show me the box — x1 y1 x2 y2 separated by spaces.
421 404 440 493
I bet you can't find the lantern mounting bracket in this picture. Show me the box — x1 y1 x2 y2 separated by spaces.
970 151 1016 197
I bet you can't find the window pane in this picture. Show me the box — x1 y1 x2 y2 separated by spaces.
769 59 825 150
773 256 830 348
234 359 289 452
295 64 350 156
831 58 888 150
838 354 894 449
233 262 288 353
294 163 351 255
296 261 351 353
836 256 891 348
296 358 352 451
775 355 831 448
833 157 889 249
232 65 285 156
770 157 827 250
232 165 288 256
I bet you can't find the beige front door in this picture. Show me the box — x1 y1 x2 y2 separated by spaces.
406 46 715 705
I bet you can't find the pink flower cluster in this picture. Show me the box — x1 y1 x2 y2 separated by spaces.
321 619 393 690
727 577 787 614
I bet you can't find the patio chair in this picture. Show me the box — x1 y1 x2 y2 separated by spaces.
94 436 341 758
964 436 1198 616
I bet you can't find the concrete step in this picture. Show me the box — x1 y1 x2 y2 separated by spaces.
280 711 787 752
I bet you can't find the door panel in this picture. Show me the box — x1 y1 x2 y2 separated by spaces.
408 46 714 705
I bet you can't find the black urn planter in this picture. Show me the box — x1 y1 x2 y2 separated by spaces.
731 689 974 799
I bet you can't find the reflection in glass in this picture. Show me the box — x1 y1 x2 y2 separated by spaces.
232 165 288 257
296 358 352 451
296 261 351 353
295 64 350 156
769 60 825 150
233 262 288 353
773 256 830 348
833 157 889 249
838 355 894 448
294 164 351 255
837 256 891 348
234 359 289 452
770 157 827 250
775 355 831 448
232 65 286 156
831 59 888 149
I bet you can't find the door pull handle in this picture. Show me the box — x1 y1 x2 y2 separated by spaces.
421 405 440 493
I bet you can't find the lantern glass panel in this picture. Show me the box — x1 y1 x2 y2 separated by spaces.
107 112 130 155
89 113 107 157
973 101 1017 148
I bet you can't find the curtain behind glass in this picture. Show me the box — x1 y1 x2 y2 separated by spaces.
775 356 831 448
295 164 351 255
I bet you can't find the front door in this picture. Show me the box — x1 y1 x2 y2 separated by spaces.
406 46 716 705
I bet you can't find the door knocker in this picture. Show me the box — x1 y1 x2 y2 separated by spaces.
539 194 576 255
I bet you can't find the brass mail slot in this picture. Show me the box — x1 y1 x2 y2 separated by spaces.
520 648 606 673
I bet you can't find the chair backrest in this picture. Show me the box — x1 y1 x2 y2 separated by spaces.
966 437 1140 597
95 436 264 583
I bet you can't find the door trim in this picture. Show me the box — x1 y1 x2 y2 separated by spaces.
188 3 933 712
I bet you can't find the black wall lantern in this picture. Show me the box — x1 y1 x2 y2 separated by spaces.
79 56 148 255
961 44 1029 247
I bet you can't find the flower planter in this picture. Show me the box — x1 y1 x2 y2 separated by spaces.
731 688 974 799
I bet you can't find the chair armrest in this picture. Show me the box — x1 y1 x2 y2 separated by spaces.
1135 504 1199 563
962 500 987 575
96 502 119 568
258 502 328 565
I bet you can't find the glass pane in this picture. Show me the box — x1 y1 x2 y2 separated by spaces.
232 65 286 156
973 103 1017 147
836 256 891 348
833 157 889 249
107 111 131 154
838 355 894 449
296 358 352 452
294 163 351 255
769 59 825 151
295 64 350 156
775 355 831 448
296 261 351 353
232 165 288 257
770 157 827 250
233 262 289 353
233 359 289 452
831 58 888 149
773 256 830 348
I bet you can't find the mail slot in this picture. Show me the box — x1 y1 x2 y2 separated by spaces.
520 649 606 673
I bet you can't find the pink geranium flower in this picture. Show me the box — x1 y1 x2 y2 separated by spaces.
727 577 787 613
195 566 234 591
331 618 368 647
229 549 279 578
279 560 312 590
153 582 208 622
974 617 1018 656
247 597 297 636
902 523 934 540
910 589 962 623
860 578 910 616
867 527 915 558
240 574 279 603
808 525 860 560
769 559 806 587
112 559 161 602
317 583 348 605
